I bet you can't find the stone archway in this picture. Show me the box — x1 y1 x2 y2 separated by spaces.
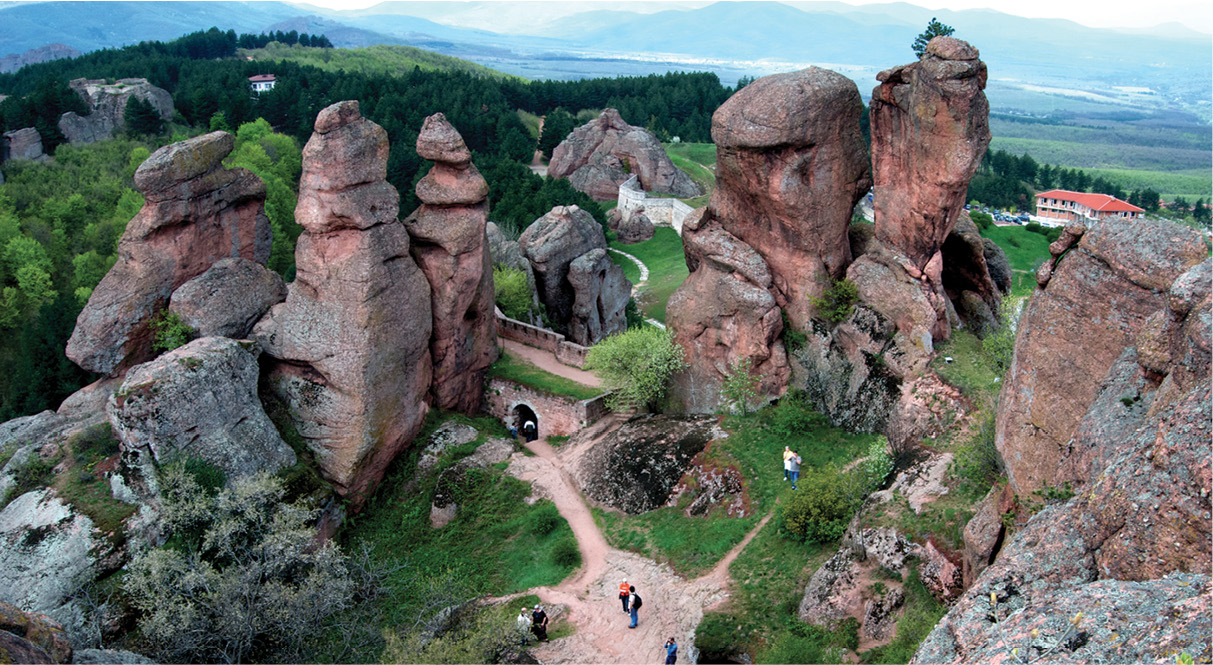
513 403 539 441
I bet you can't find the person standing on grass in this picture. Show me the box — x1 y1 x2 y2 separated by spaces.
619 578 631 614
516 607 532 646
789 451 801 490
665 637 678 664
783 445 794 481
628 585 642 628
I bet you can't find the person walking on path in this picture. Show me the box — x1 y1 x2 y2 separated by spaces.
531 604 550 642
515 607 532 646
619 578 631 614
783 446 795 481
523 419 537 442
628 586 642 628
789 451 801 490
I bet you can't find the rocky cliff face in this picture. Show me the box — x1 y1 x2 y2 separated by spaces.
996 218 1206 496
65 131 271 376
871 37 990 274
58 78 174 145
913 255 1211 664
2 127 45 162
404 113 497 413
548 109 701 201
0 43 80 75
255 101 432 505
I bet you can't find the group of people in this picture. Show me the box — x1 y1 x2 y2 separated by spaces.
508 416 538 443
515 604 550 645
617 579 679 664
783 446 802 489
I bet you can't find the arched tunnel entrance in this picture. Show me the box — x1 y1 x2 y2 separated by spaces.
513 403 539 442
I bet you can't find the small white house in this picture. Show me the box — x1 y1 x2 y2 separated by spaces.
248 74 276 93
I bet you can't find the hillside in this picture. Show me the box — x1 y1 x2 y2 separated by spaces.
239 43 517 80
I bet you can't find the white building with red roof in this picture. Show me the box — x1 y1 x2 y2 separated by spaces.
1035 189 1144 225
248 74 276 93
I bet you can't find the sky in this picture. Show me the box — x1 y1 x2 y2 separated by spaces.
297 0 1213 34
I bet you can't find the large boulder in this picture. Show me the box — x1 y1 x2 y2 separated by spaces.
707 66 871 331
405 113 497 413
518 205 615 335
996 219 1206 496
548 109 701 201
912 256 1211 664
255 101 432 506
168 257 286 339
871 38 990 274
58 77 174 145
66 131 271 376
566 248 629 346
106 337 296 494
0 602 73 664
2 127 45 161
0 490 105 637
575 415 719 514
667 210 788 413
616 210 654 245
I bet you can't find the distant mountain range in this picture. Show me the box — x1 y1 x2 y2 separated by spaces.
1 0 1209 118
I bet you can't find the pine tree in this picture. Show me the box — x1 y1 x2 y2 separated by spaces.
913 18 955 57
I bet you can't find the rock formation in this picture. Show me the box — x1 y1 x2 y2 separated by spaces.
518 205 630 344
168 257 286 339
485 221 542 324
58 78 173 145
995 219 1206 496
404 113 497 413
548 109 701 201
107 337 296 494
939 213 1006 338
0 43 80 75
870 37 990 274
667 210 789 413
2 127 45 161
913 257 1211 664
708 66 871 331
615 209 654 244
66 131 271 376
254 101 432 505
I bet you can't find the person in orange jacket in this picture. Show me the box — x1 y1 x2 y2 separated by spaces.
619 578 631 614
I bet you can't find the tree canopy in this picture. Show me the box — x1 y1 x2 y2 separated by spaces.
912 17 955 57
585 326 686 413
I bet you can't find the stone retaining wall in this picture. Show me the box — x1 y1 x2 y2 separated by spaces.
616 174 694 235
485 377 610 439
496 314 591 369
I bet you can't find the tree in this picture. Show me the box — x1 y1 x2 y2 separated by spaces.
124 96 164 136
913 17 955 57
585 326 686 413
721 356 762 415
538 108 575 160
1193 198 1209 226
492 265 536 322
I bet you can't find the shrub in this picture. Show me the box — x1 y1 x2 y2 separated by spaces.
1025 221 1043 234
862 437 894 492
767 391 828 439
781 311 806 353
721 356 762 415
150 310 193 353
809 278 859 324
780 466 854 544
585 326 686 412
970 211 994 229
952 414 1001 491
492 265 534 321
528 503 561 536
551 537 581 568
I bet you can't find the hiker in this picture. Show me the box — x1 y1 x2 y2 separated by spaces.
531 604 550 643
628 585 642 628
523 419 537 442
507 416 518 440
516 606 532 646
783 446 794 481
665 637 678 664
619 578 631 614
789 450 801 490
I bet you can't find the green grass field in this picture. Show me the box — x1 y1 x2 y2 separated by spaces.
488 351 602 401
609 227 689 323
979 225 1053 298
1079 167 1212 201
239 43 515 80
989 136 1210 175
664 142 717 208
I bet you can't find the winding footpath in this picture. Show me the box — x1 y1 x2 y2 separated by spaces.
502 421 772 664
607 247 666 330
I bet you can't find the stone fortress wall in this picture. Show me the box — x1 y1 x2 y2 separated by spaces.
616 175 695 235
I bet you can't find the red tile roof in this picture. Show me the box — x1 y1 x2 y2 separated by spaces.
1036 189 1143 213
248 74 276 82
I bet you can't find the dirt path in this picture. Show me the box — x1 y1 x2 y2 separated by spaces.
502 428 774 664
607 248 666 329
499 338 602 388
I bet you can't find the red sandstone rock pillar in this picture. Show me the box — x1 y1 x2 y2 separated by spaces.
405 113 498 413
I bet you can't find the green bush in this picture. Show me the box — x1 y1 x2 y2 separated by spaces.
694 613 741 663
970 211 994 229
492 265 534 321
551 538 581 568
758 619 855 664
182 457 227 495
151 310 194 353
585 326 686 412
528 503 561 536
809 278 859 324
952 414 1001 491
1025 221 1043 234
767 391 828 439
780 466 854 544
781 311 806 353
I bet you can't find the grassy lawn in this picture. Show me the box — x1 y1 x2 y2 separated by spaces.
488 351 603 401
979 224 1052 299
316 411 579 662
664 142 716 208
609 227 689 322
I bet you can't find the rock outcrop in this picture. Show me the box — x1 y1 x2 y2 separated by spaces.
0 602 73 664
66 131 271 376
995 219 1206 496
870 37 990 274
107 337 296 495
0 43 80 75
518 205 629 344
168 257 286 339
404 113 497 413
2 127 45 161
912 255 1211 664
254 101 432 505
485 221 542 324
576 415 720 514
58 78 174 145
615 210 654 244
940 213 1005 337
708 66 871 331
667 210 789 412
548 109 701 200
